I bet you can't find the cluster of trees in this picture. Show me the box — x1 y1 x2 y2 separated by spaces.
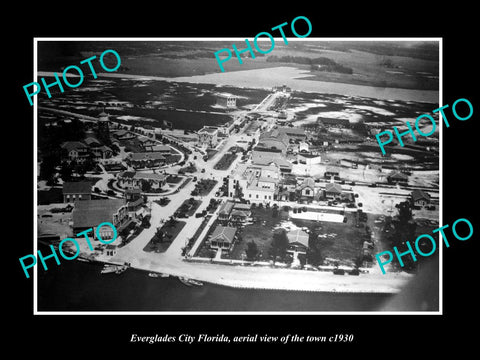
38 118 119 185
191 179 217 196
385 201 419 272
266 55 353 74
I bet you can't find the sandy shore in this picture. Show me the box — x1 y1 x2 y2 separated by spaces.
100 248 413 294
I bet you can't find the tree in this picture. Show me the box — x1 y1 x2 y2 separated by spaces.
245 241 259 261
396 201 413 226
307 231 323 265
141 216 151 228
270 229 289 264
154 228 164 243
272 207 279 218
59 161 73 181
208 249 216 261
140 179 152 193
167 216 177 227
39 155 57 184
388 201 417 272
307 245 323 266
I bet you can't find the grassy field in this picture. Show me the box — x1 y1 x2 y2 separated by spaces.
192 179 217 196
292 212 364 263
229 207 289 261
226 208 367 264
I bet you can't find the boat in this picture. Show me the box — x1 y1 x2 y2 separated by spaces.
178 276 203 287
148 272 170 278
101 265 118 274
101 264 128 274
77 257 90 263
115 266 128 274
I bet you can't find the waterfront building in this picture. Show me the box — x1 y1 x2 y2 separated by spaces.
72 199 130 241
209 225 237 251
286 229 309 255
63 181 92 203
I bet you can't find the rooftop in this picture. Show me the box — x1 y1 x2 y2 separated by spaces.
60 141 88 152
251 151 292 169
134 172 167 181
230 209 250 218
146 145 171 152
198 126 219 134
118 171 167 182
63 181 92 195
299 177 315 190
210 225 237 243
287 229 309 248
129 152 166 161
388 171 409 180
233 202 251 210
411 189 431 202
325 183 343 193
219 201 235 215
73 199 126 229
216 93 236 99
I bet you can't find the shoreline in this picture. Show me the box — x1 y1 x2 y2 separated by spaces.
87 252 413 294
37 68 438 103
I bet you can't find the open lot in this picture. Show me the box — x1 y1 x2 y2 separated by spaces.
228 207 289 261
290 212 364 264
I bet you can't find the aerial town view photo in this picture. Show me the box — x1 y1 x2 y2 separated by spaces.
33 39 440 312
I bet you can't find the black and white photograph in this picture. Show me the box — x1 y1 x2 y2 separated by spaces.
32 38 441 313
10 4 479 355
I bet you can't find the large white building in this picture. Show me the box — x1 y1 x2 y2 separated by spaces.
228 163 281 204
216 93 237 108
197 126 219 148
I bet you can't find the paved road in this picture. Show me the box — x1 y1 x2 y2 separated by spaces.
113 90 277 263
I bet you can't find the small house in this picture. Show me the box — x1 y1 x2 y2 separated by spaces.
325 183 343 199
411 189 431 207
387 171 409 185
298 178 315 198
105 244 117 257
209 225 237 250
61 141 90 163
286 229 309 254
218 201 235 222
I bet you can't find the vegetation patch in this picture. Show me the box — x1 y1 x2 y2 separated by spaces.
213 152 237 170
143 219 186 253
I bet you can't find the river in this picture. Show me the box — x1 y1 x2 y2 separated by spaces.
37 259 393 312
38 66 439 103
